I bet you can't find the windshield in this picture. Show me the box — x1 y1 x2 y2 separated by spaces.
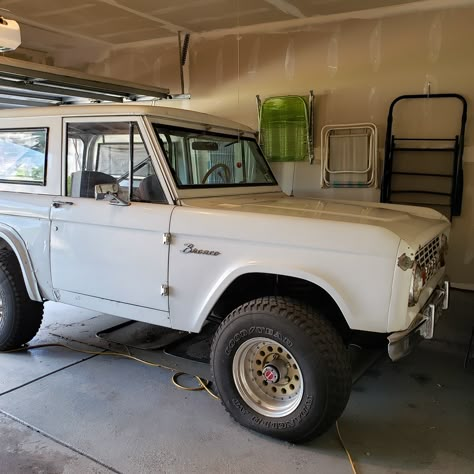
153 124 277 188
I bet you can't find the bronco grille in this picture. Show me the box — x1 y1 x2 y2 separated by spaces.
415 235 443 283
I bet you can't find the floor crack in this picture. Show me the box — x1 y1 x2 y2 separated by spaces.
0 410 122 474
0 352 98 397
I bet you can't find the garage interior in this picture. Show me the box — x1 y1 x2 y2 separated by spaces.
0 1 473 473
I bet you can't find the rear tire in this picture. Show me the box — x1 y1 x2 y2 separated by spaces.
0 250 44 351
211 296 351 443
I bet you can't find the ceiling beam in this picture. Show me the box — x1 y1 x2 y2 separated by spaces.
8 13 113 46
8 0 474 51
97 0 193 34
112 0 474 48
263 0 304 18
32 4 97 18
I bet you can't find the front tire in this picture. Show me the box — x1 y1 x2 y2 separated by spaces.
0 250 44 351
211 297 351 443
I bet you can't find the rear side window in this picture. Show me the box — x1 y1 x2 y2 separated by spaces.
0 128 48 185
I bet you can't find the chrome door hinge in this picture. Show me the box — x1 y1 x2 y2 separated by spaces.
163 233 172 245
161 284 169 296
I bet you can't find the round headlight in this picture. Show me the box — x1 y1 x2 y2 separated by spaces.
409 263 424 306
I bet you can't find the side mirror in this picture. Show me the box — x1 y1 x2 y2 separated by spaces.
95 183 130 206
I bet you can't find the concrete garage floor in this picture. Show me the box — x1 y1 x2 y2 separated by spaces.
0 292 473 474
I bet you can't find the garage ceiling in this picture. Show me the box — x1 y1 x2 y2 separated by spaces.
0 0 456 47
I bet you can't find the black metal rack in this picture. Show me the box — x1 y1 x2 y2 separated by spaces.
380 94 467 219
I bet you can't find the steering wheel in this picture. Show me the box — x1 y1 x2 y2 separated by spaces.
201 163 231 184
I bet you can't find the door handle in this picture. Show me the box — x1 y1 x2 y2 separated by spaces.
52 200 74 208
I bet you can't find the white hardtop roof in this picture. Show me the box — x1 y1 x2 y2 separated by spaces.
0 104 255 133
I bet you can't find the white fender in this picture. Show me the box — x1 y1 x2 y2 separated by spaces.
192 263 352 332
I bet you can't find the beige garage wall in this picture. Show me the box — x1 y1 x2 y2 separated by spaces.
82 6 473 287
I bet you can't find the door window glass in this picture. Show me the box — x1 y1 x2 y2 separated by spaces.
66 122 166 203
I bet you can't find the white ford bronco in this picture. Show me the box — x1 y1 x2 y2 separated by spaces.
0 104 449 442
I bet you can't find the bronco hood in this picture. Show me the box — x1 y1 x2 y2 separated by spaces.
182 193 450 249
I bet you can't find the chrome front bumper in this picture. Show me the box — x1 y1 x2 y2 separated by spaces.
388 281 449 361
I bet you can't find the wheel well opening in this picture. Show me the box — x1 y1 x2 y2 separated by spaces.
0 237 13 253
210 273 351 341
0 237 42 303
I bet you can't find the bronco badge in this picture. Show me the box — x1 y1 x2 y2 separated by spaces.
182 243 221 256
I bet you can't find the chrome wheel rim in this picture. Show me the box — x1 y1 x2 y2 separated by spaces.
232 337 304 418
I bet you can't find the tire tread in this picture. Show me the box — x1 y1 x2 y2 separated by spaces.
211 296 351 442
0 249 44 351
